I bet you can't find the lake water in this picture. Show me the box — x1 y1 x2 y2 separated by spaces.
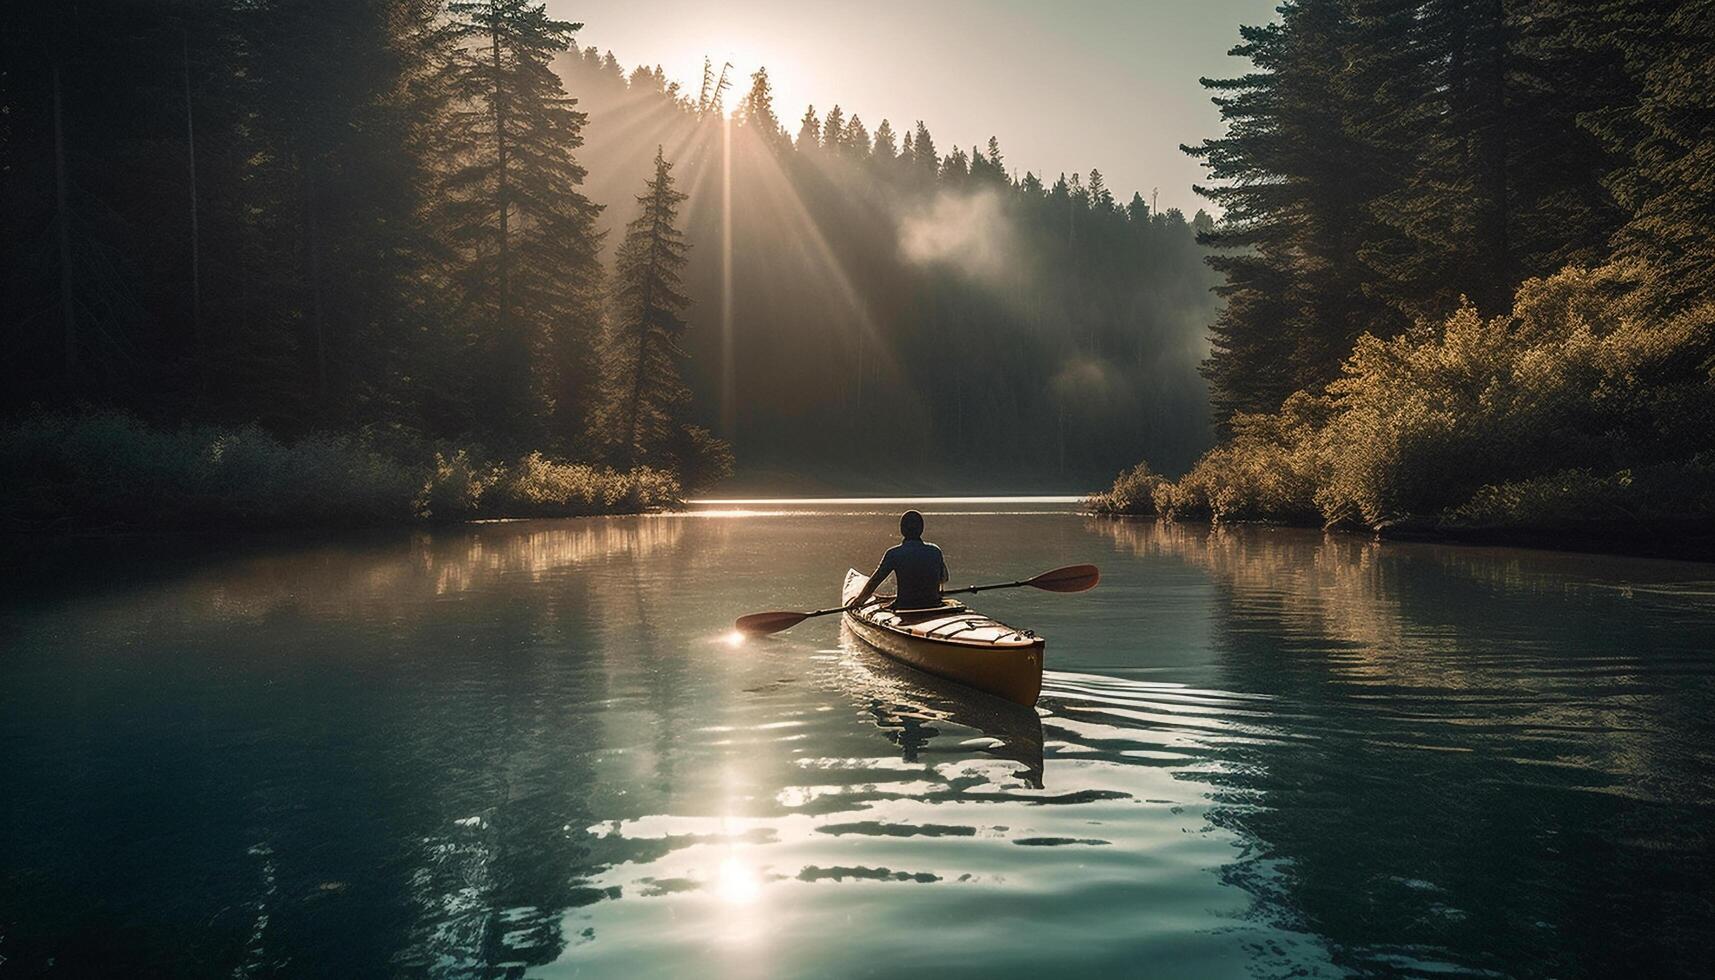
4 501 1714 978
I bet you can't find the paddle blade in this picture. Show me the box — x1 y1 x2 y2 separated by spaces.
1027 563 1100 593
734 610 810 636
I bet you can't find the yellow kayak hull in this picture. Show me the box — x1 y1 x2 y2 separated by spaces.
841 569 1044 708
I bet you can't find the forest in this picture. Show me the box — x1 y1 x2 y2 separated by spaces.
1 0 1221 533
554 48 1221 489
1090 0 1715 555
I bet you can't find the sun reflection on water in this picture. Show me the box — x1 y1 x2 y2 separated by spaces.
715 854 762 906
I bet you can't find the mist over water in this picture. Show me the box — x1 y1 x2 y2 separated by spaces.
4 504 1713 976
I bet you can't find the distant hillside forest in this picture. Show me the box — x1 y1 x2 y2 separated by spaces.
556 49 1222 488
1 0 1223 515
1092 0 1715 555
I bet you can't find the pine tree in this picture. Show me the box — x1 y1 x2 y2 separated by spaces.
1354 0 1515 318
843 114 869 157
1127 191 1149 223
605 146 694 467
243 0 451 426
795 105 820 150
1088 169 1115 212
1186 0 1393 424
911 121 939 181
1353 0 1629 322
978 136 1008 186
433 0 604 444
969 145 994 183
736 67 785 146
821 105 846 152
871 119 898 162
1585 0 1715 313
941 144 969 182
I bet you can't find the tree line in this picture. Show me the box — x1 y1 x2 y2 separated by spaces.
557 47 1223 487
1094 0 1714 554
3 1 1227 500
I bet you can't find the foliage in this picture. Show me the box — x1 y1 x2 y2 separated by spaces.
1143 1 1715 548
1152 393 1330 524
560 48 1223 483
1186 1 1395 428
668 426 736 494
0 413 679 531
430 0 605 446
1084 462 1165 515
601 147 700 467
417 449 500 520
495 451 680 516
1447 460 1715 531
1 1 1226 496
1187 0 1638 428
1149 264 1715 531
0 0 741 505
1586 0 1715 315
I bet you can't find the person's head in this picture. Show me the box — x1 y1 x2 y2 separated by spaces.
899 510 925 539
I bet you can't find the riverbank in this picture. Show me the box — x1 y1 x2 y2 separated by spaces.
1087 264 1715 564
1084 506 1715 563
0 414 681 534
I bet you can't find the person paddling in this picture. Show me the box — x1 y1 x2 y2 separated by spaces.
846 510 949 612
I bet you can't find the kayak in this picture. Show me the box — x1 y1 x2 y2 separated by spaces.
840 568 1045 707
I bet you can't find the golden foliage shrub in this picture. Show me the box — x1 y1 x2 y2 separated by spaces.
1127 263 1715 529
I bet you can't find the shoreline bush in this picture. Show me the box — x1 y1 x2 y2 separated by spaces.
0 413 682 533
1083 462 1166 515
1091 264 1715 544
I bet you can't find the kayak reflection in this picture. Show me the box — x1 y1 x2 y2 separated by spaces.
834 622 1046 788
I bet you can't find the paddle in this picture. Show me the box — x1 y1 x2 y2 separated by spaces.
733 563 1100 637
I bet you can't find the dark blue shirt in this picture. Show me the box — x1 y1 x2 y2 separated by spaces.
872 537 948 610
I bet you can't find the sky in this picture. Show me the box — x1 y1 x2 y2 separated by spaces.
550 0 1281 215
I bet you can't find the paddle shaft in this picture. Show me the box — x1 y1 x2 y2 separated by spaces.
942 579 1036 596
735 563 1097 636
763 574 1038 625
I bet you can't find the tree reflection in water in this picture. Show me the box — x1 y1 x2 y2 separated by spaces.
1091 516 1715 977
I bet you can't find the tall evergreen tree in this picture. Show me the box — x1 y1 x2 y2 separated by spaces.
432 0 604 444
843 115 869 157
245 0 449 425
911 121 939 181
795 105 820 150
1088 169 1115 212
1127 191 1149 223
871 119 898 162
981 136 1007 186
1187 0 1393 425
736 67 785 145
1354 0 1630 321
940 144 970 182
821 105 846 153
1585 0 1715 313
605 146 693 468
